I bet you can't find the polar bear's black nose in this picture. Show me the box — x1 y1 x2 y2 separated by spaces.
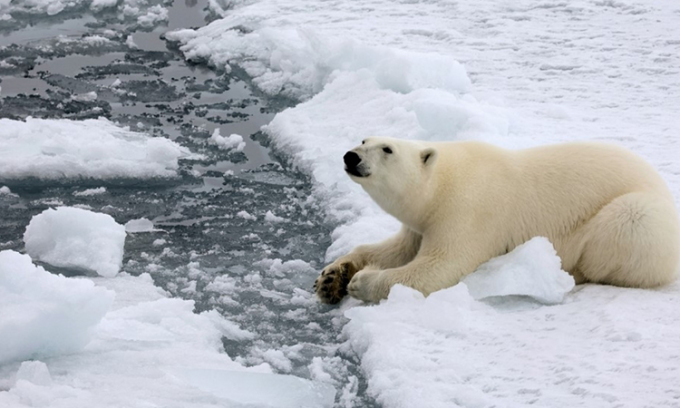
344 151 361 169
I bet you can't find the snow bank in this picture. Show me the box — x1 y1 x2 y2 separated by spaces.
168 26 470 101
0 118 191 181
0 250 114 365
462 237 575 304
24 207 126 278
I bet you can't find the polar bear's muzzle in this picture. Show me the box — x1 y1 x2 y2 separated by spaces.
344 151 369 178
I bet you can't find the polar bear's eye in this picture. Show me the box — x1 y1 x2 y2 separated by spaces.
361 140 366 145
383 147 393 154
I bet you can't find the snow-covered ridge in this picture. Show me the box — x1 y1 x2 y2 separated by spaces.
0 117 192 181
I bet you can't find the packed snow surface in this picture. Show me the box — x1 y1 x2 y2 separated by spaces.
0 250 113 365
0 118 191 181
462 237 575 305
344 281 680 408
24 207 126 278
171 0 680 406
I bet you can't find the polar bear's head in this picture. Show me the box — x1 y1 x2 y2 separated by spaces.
344 137 437 227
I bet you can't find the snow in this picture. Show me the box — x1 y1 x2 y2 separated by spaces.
170 0 680 406
24 207 126 278
462 237 575 305
0 118 192 181
344 281 680 408
209 128 246 152
0 272 317 408
0 250 114 365
124 217 155 233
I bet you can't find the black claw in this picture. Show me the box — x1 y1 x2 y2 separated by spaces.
327 269 336 276
323 277 333 284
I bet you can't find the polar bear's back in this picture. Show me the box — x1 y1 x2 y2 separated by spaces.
516 141 673 201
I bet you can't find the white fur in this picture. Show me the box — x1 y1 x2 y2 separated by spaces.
328 137 680 302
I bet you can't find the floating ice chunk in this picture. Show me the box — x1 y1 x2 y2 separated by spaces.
205 275 238 294
73 187 107 196
201 309 255 341
236 210 256 220
15 361 52 386
264 210 285 223
24 207 126 278
72 91 98 102
174 368 336 408
125 218 155 233
125 35 138 48
0 185 13 195
90 0 117 11
0 250 114 365
209 129 246 152
462 237 575 304
0 117 192 180
260 348 293 372
47 1 65 15
137 4 168 27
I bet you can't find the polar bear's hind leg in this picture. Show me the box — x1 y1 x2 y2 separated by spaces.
576 192 680 288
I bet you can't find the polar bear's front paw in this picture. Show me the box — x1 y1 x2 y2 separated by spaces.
314 261 358 304
347 268 390 303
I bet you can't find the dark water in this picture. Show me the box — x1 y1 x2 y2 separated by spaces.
0 1 378 406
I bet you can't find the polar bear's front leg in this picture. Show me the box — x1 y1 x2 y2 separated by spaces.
347 246 483 302
315 226 422 304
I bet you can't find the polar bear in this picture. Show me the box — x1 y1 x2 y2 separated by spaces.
314 137 680 304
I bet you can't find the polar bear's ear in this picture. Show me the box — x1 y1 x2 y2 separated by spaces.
421 148 437 166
